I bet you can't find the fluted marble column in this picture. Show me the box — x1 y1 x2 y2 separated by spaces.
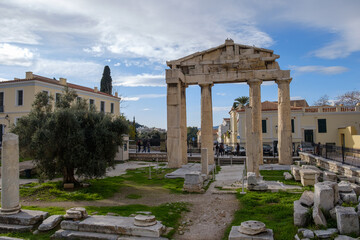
1 133 21 214
276 78 293 165
200 83 214 165
247 79 263 175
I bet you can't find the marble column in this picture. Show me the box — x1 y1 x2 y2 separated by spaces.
247 79 263 172
181 84 188 165
1 133 21 214
167 81 183 168
201 148 208 175
276 78 293 165
200 83 214 165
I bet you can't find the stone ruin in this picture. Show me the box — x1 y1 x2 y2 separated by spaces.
294 180 360 239
246 172 268 191
229 220 274 240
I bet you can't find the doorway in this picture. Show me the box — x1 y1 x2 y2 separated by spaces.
304 129 314 143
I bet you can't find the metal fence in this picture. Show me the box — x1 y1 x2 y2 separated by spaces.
316 144 360 167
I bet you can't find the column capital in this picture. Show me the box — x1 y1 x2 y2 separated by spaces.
199 82 214 88
247 78 262 86
275 78 292 85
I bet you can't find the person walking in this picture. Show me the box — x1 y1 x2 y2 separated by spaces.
137 140 141 153
142 140 147 152
215 143 219 156
147 141 151 153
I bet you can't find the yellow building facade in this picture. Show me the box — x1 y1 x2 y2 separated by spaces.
231 101 360 150
0 72 120 135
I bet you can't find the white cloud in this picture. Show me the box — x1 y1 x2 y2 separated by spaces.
114 74 165 87
0 77 8 82
143 108 151 111
0 43 34 66
33 59 102 79
289 65 348 75
83 45 103 54
114 62 121 66
216 93 226 96
213 106 231 112
122 94 166 102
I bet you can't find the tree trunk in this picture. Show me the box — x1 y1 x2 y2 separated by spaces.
63 167 79 186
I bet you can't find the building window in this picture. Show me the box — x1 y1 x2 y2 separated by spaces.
77 97 82 103
0 92 3 113
291 119 295 133
111 103 114 113
42 90 49 95
17 90 23 106
318 119 327 133
262 119 267 133
89 99 94 105
56 93 61 103
100 101 105 112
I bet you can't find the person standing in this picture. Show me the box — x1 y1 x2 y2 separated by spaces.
236 143 240 156
147 141 151 153
137 140 141 153
142 140 147 152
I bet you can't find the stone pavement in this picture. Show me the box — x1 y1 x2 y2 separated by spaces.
165 163 215 179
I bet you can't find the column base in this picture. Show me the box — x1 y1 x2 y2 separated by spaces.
0 205 21 215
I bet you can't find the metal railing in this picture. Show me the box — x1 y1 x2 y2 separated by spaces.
315 144 360 167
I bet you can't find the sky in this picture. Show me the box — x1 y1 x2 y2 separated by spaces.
0 0 360 129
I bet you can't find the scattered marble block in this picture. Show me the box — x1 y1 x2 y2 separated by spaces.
64 207 88 220
247 182 268 191
314 182 336 212
313 207 327 227
335 235 358 240
340 190 357 204
294 200 310 227
0 236 26 239
183 172 204 193
229 226 273 240
247 172 268 191
350 183 360 196
314 228 338 239
299 191 314 207
38 215 63 231
0 209 48 234
291 165 301 181
300 169 318 186
247 172 258 185
324 171 337 182
133 215 157 227
298 229 314 239
61 220 80 231
283 172 293 180
338 181 352 193
336 207 359 235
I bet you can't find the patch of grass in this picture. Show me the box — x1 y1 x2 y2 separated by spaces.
260 170 302 186
223 190 301 240
126 194 142 199
20 166 184 201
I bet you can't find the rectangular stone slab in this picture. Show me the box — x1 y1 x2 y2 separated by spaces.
78 215 164 237
0 223 33 233
0 210 48 226
229 226 274 240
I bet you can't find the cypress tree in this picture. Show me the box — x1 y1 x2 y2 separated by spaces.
100 65 113 95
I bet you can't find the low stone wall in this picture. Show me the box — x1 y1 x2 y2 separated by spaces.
299 152 360 183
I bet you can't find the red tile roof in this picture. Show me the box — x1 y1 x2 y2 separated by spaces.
0 74 120 99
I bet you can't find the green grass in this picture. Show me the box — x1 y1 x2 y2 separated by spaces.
0 203 189 239
20 167 184 201
223 190 301 240
126 194 142 199
260 170 302 186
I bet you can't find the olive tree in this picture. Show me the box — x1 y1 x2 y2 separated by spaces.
12 88 128 185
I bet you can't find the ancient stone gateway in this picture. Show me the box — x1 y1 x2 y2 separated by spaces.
166 39 292 173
